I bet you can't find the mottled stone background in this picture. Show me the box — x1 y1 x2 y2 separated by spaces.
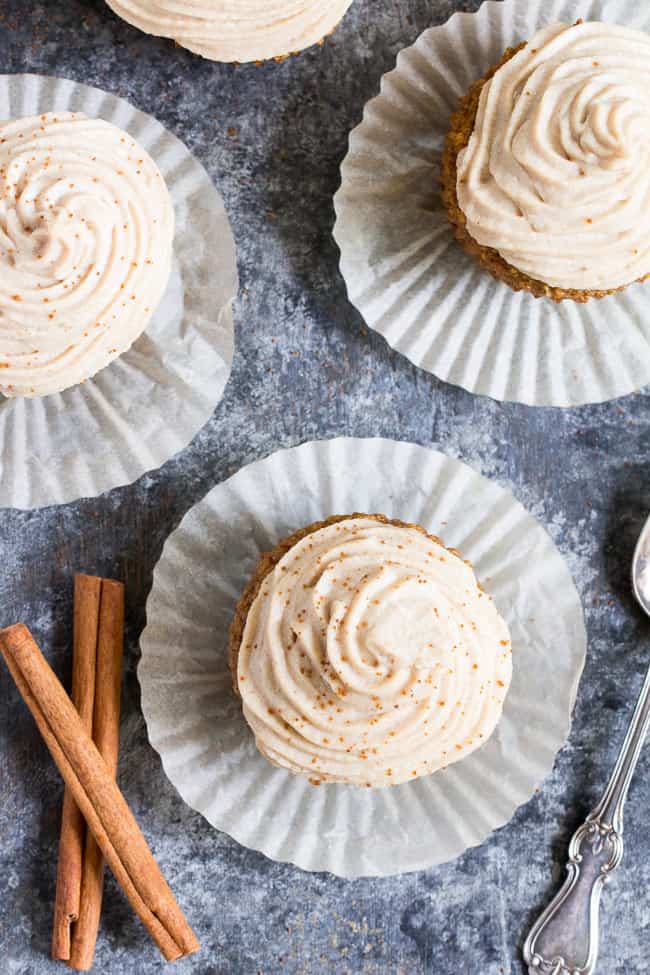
1 1 649 972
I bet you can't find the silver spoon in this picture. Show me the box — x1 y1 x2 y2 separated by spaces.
523 513 650 975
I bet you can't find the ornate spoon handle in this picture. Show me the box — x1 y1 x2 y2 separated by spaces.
523 661 650 975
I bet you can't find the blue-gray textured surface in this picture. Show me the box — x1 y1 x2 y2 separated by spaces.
1 1 649 972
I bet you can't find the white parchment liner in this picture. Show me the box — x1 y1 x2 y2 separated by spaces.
0 75 237 509
139 438 587 877
333 0 650 407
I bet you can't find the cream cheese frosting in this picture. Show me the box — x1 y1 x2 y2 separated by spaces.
237 517 512 787
0 112 174 397
456 21 650 292
105 1 354 63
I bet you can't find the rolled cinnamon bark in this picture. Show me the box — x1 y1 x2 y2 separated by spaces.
69 578 125 972
52 575 102 962
0 623 199 964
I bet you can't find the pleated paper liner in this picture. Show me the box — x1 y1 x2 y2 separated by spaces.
139 438 586 877
0 74 237 509
333 0 650 407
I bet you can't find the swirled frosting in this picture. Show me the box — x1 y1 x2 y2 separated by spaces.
456 21 650 291
237 517 512 787
0 113 173 397
105 1 354 63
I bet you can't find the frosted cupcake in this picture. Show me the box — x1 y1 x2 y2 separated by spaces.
105 1 355 63
441 21 650 302
0 113 173 397
229 514 512 788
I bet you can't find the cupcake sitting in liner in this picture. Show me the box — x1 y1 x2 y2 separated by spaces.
105 0 355 63
0 112 174 397
229 514 512 788
441 21 650 302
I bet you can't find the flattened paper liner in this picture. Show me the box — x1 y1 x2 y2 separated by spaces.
139 438 586 877
0 74 237 509
333 0 650 407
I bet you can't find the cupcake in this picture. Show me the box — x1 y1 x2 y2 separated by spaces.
229 514 512 787
0 113 174 397
441 21 650 302
104 1 355 63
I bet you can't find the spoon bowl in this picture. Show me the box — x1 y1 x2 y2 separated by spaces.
632 514 650 617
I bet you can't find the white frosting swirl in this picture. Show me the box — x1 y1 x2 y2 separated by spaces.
237 517 512 787
0 113 173 397
105 0 354 63
456 22 650 291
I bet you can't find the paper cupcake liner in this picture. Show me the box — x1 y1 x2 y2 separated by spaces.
333 0 650 407
0 74 237 509
139 438 586 877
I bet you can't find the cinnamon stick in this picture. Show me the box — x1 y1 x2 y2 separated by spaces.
0 623 199 963
52 575 102 962
69 578 125 971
